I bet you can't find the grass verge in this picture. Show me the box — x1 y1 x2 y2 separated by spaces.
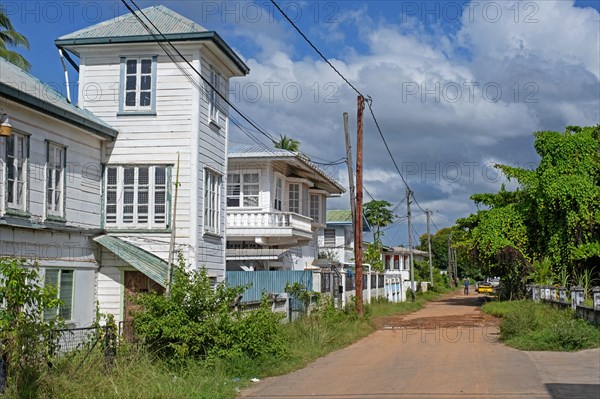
5 289 449 399
481 300 600 351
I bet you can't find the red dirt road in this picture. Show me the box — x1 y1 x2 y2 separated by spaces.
240 292 600 399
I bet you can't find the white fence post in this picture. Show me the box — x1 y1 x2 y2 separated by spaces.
593 287 600 311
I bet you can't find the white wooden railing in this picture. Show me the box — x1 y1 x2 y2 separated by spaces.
227 211 313 233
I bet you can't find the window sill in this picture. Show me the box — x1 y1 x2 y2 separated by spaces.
203 231 223 239
5 208 30 218
104 227 171 233
117 111 157 117
46 215 66 223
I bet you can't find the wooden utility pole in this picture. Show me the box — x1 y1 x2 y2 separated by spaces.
453 248 459 286
343 113 356 226
426 209 433 287
166 153 180 296
354 96 365 315
406 188 415 301
447 233 453 287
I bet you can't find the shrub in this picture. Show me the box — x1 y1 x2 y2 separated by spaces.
0 258 63 395
132 259 285 362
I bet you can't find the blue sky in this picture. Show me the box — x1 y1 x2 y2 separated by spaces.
4 0 600 247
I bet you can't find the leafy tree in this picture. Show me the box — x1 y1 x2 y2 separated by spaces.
363 200 394 244
0 9 30 71
273 135 300 152
363 241 384 272
458 125 600 297
417 227 479 280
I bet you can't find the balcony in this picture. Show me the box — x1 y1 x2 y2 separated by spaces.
226 211 314 243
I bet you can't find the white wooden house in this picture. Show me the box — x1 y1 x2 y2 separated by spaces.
0 58 118 327
52 5 249 323
226 141 344 271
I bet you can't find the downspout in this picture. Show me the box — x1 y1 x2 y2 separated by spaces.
58 48 71 104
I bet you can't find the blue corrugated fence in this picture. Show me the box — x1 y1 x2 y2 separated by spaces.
226 271 313 303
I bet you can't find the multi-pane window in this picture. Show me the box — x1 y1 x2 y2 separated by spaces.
43 269 74 321
288 183 300 213
310 194 321 223
47 143 65 217
105 165 168 228
6 133 28 210
273 177 283 211
227 172 259 207
209 68 221 122
324 228 336 246
204 169 222 234
122 57 154 111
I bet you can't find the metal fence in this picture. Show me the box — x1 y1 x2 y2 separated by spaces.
226 270 313 302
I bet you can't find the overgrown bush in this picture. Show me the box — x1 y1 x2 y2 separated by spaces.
132 260 285 362
0 258 63 395
483 300 600 351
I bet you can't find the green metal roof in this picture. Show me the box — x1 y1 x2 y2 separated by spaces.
94 235 168 287
327 210 353 223
0 59 117 140
326 209 372 231
55 5 249 75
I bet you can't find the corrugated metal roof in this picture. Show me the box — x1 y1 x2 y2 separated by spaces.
94 235 168 287
0 59 117 139
327 210 353 223
57 5 206 41
228 140 345 194
228 140 294 157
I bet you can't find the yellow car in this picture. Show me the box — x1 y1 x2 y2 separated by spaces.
477 282 493 294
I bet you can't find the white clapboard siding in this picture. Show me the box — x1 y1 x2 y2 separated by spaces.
0 101 103 228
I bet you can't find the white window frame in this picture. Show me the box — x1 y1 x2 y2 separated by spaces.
273 175 283 211
122 57 155 112
209 67 221 124
227 171 260 208
204 168 222 235
43 268 74 322
5 132 28 211
310 193 321 224
104 165 169 229
46 142 66 219
288 183 300 214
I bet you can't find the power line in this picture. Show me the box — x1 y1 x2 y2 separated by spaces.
270 0 421 211
269 0 363 98
122 0 278 146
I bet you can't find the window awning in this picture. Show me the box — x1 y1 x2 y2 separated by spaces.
94 235 168 287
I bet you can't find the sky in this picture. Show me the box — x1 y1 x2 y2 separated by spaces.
5 0 600 247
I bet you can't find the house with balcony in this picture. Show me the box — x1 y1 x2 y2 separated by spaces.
226 142 345 270
382 246 429 283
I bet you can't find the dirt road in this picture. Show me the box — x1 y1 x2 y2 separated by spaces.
240 292 600 399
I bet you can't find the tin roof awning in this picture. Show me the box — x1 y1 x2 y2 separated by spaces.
226 248 288 261
94 235 168 287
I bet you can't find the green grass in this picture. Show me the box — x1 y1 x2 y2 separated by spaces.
5 290 449 399
482 300 600 351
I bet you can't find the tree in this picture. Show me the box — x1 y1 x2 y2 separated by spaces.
0 9 30 71
363 200 394 244
458 125 600 298
273 135 300 152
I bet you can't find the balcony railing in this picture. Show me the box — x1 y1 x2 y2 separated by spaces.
227 211 313 234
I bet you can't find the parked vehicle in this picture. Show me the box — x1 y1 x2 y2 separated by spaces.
477 281 493 294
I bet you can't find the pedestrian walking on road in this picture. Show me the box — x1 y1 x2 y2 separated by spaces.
464 278 469 295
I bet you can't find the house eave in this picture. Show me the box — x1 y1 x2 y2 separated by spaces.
0 83 118 140
55 31 250 76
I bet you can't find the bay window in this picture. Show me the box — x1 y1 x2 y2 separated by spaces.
104 165 169 229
